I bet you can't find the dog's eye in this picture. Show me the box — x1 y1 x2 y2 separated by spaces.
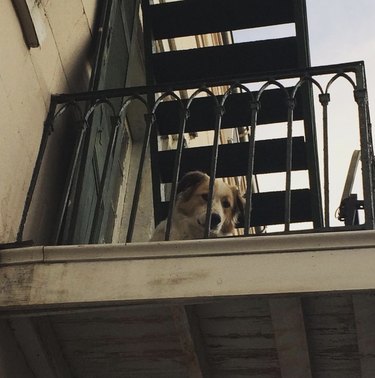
222 199 231 208
201 193 209 202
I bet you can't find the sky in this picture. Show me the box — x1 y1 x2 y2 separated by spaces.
233 0 375 228
307 0 375 102
306 0 375 226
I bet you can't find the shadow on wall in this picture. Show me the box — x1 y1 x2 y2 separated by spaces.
21 25 98 246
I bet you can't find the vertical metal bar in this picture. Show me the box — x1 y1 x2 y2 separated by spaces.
164 107 188 241
126 113 154 242
89 116 121 243
354 70 375 228
204 104 224 238
16 99 58 242
244 101 260 236
141 0 163 227
293 0 311 67
299 82 324 229
319 93 330 228
294 0 324 229
284 98 295 232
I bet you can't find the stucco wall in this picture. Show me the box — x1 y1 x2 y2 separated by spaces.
0 0 97 243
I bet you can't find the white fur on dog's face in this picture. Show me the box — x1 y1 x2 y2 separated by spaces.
174 171 242 239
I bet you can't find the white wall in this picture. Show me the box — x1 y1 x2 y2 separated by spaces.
0 0 97 243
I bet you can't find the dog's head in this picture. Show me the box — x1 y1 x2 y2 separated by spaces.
175 171 244 237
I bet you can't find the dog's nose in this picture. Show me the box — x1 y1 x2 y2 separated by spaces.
210 213 221 229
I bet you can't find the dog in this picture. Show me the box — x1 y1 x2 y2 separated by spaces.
150 171 244 241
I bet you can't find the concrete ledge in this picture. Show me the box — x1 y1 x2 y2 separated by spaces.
1 231 375 314
2 230 375 264
0 246 44 265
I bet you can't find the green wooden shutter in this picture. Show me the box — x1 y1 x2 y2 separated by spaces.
61 0 136 244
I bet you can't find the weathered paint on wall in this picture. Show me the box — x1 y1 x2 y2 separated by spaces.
0 0 97 243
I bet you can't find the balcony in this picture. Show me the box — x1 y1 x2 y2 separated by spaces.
17 60 375 244
2 61 375 377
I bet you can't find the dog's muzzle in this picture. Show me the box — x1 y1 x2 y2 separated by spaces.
210 213 221 229
198 213 222 229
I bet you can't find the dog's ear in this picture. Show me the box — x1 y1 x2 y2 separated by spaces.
221 186 245 235
177 171 208 198
231 186 245 221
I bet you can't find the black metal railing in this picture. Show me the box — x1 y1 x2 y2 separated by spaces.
18 61 375 243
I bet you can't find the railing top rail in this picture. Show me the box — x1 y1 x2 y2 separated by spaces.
52 61 365 104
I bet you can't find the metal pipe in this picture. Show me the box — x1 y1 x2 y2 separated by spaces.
164 104 188 241
244 100 260 236
204 103 224 238
284 98 295 232
354 86 375 229
17 100 58 242
319 93 330 228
